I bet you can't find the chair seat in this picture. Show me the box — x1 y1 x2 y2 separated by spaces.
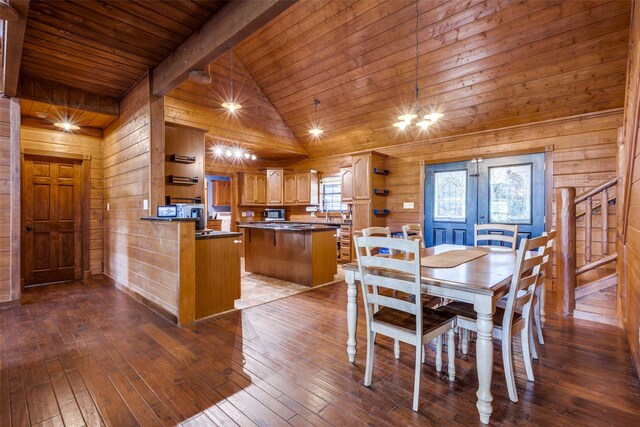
436 302 521 328
373 307 456 333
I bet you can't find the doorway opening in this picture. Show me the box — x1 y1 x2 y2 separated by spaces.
424 153 546 248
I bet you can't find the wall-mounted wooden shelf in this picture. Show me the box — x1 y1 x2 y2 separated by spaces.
166 196 202 204
170 154 196 164
373 188 389 195
373 168 389 175
168 175 198 185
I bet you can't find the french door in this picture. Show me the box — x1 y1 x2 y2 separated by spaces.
424 153 545 248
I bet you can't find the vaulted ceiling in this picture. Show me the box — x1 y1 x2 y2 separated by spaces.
9 0 633 161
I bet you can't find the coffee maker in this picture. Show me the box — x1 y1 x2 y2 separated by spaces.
177 203 205 230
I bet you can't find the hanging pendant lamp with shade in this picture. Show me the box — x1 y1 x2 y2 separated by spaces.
392 0 444 130
309 98 323 136
221 51 242 112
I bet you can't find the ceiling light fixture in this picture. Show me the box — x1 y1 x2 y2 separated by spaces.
210 143 257 162
392 0 443 131
221 51 242 112
53 122 80 132
308 98 323 136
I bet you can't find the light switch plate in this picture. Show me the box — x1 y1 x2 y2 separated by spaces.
106 203 110 211
143 199 148 210
403 202 415 209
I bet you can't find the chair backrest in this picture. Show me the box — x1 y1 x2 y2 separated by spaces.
354 236 423 339
538 230 556 282
502 235 549 330
402 224 425 248
474 223 519 251
362 226 391 256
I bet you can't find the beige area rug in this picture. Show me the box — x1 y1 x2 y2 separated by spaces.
234 259 345 310
421 249 487 268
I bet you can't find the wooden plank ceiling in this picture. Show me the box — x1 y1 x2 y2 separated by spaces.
21 0 227 98
232 0 632 159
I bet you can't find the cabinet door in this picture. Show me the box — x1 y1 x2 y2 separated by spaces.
296 173 310 204
214 181 231 206
352 201 371 232
266 170 283 205
340 167 353 202
284 174 297 204
256 174 267 204
243 174 257 204
352 154 370 200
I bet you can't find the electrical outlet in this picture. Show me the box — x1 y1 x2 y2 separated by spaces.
106 203 110 211
403 202 415 209
143 199 148 210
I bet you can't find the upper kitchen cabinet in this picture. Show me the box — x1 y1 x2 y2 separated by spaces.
212 181 231 206
238 173 267 205
284 171 319 205
352 152 387 200
340 167 353 202
165 125 205 205
266 169 284 205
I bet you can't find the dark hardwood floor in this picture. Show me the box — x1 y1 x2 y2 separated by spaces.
1 276 639 426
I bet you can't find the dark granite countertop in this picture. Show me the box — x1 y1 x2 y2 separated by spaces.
237 223 338 232
140 217 198 222
195 231 243 240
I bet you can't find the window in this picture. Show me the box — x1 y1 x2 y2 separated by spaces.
433 170 467 222
320 177 347 212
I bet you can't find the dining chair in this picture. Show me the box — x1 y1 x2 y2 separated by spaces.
533 230 556 346
402 224 425 248
354 236 457 412
474 223 519 251
362 226 391 256
437 234 548 403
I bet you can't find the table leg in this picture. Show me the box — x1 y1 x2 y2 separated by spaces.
345 270 358 363
474 301 494 424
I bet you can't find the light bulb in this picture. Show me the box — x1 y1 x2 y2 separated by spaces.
424 112 444 122
53 122 80 131
233 149 243 159
397 113 417 122
222 102 242 112
393 121 408 130
244 152 250 159
213 147 223 156
251 154 257 160
309 128 323 136
225 149 232 158
416 120 432 129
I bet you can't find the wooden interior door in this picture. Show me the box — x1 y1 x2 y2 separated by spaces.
23 156 82 286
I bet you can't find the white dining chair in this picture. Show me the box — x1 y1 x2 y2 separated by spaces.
402 224 425 248
437 234 548 403
361 226 391 256
474 223 519 251
354 236 457 412
533 230 556 346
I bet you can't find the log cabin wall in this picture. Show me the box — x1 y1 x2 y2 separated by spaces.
621 0 640 375
20 127 104 275
0 98 21 305
102 76 181 316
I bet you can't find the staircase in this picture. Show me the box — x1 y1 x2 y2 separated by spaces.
556 178 619 325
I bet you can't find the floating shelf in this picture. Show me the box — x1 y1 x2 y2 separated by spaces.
373 188 389 195
166 196 202 204
168 175 198 185
373 168 389 175
170 154 196 164
373 209 390 216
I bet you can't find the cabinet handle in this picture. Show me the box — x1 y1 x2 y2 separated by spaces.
233 240 242 244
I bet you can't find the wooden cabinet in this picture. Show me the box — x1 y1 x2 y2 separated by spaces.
195 236 242 319
238 173 266 205
283 171 319 205
213 181 231 206
266 169 284 205
339 224 353 262
207 219 222 231
352 155 370 200
350 152 388 231
164 125 205 205
352 201 371 232
340 167 353 202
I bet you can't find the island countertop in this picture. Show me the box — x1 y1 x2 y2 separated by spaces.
237 222 339 232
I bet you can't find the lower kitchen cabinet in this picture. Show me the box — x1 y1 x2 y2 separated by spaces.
195 235 242 319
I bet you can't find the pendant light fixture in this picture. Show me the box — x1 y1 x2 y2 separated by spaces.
221 51 242 112
309 98 323 136
392 0 443 130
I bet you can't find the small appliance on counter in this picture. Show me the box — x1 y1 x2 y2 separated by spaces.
263 208 285 221
217 212 232 231
176 203 205 231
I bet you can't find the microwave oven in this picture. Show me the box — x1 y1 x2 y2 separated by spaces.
264 208 285 221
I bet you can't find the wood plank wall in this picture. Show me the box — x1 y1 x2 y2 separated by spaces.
102 76 181 316
621 0 640 376
20 127 104 274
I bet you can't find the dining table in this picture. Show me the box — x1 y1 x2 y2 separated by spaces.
342 244 518 425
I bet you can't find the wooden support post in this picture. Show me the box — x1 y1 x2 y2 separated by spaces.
557 187 576 316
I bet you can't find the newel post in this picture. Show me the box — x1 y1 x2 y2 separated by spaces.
556 187 577 316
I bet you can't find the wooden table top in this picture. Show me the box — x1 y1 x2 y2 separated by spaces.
343 244 517 296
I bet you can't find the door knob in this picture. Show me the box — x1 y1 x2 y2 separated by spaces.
25 225 32 231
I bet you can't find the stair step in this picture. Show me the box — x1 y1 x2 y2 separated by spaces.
574 309 619 327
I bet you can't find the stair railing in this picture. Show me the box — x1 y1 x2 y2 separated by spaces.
556 177 618 316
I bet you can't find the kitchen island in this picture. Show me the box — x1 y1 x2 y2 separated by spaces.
238 223 338 286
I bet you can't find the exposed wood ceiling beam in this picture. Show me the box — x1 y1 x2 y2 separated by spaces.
19 75 119 116
152 0 296 96
2 0 29 97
